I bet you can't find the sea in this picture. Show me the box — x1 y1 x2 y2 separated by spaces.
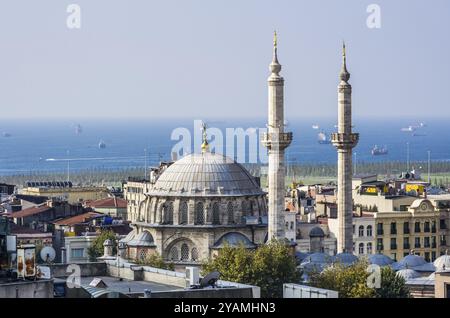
0 117 448 176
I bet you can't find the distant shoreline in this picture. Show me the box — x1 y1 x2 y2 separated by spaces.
2 160 450 188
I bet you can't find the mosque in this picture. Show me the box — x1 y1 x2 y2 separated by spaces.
122 33 355 267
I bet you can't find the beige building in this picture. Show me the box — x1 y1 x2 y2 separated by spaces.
20 183 110 204
428 194 450 255
373 199 440 262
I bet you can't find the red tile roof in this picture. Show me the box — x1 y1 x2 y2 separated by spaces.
53 212 103 226
86 197 127 209
10 223 51 235
10 205 52 218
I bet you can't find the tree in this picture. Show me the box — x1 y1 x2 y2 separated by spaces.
136 252 175 271
309 260 410 298
309 259 375 298
87 230 117 261
375 266 410 298
201 240 300 298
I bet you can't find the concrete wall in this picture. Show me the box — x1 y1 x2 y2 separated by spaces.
49 262 107 278
435 271 450 298
0 279 53 298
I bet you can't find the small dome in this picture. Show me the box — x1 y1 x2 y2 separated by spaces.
103 239 113 246
368 254 394 266
434 253 450 271
334 253 358 265
396 269 420 280
392 254 427 270
127 231 156 247
413 262 436 272
120 230 136 244
309 227 325 238
213 232 256 249
301 252 333 266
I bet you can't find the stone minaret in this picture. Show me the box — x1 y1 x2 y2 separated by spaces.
331 43 359 253
261 32 292 240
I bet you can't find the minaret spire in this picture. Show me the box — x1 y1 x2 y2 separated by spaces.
201 122 209 153
270 30 281 75
340 41 350 83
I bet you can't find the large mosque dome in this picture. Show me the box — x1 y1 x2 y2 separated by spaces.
149 152 265 197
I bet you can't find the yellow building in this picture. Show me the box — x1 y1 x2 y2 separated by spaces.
374 199 440 262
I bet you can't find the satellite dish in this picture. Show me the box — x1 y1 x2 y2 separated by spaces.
40 246 56 263
199 271 220 288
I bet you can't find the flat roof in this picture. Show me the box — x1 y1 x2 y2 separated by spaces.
73 276 183 294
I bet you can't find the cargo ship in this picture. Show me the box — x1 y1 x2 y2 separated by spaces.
318 131 331 144
371 145 388 156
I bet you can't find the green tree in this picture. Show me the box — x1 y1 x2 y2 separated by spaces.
87 230 117 261
309 260 411 298
136 252 175 271
309 259 375 298
375 266 410 298
202 240 300 298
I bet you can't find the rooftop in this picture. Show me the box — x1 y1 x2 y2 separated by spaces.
86 197 127 209
53 212 104 226
10 205 52 218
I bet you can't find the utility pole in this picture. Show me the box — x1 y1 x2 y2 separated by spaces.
427 150 431 184
144 148 148 179
67 150 70 182
406 142 410 172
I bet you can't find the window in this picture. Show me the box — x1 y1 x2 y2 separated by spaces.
191 247 199 261
212 202 220 225
377 223 383 235
139 249 147 261
432 236 437 248
415 237 421 248
195 202 204 225
440 219 447 230
71 248 84 259
424 237 430 248
367 242 373 254
432 251 436 262
359 243 364 255
390 222 397 235
415 222 421 233
353 225 355 235
242 200 251 217
358 225 364 237
180 201 188 225
424 221 430 233
170 247 179 261
403 222 410 234
366 225 373 237
227 202 234 224
181 243 189 261
377 238 383 251
390 238 397 250
163 202 173 224
404 237 410 250
424 252 430 262
290 222 294 230
431 221 437 233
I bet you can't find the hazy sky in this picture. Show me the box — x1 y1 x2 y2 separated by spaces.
0 0 449 119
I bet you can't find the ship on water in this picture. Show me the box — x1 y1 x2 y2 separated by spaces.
317 130 331 144
371 145 388 156
98 140 106 149
312 124 319 129
75 124 82 135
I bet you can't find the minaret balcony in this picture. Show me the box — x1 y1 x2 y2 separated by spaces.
261 132 292 150
331 132 359 149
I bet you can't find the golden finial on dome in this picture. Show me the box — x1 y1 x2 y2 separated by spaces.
201 121 209 153
273 30 277 48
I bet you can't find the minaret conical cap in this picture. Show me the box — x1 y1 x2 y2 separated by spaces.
270 30 282 75
339 41 350 82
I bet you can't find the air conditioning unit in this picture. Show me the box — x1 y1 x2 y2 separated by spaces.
185 266 200 288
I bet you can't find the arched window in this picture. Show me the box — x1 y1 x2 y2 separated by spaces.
191 247 199 261
366 225 373 237
359 243 364 255
212 202 220 225
166 202 173 224
170 247 179 261
367 242 373 254
139 249 147 261
195 202 204 225
242 200 251 217
359 225 364 237
179 201 188 225
181 243 189 261
227 202 234 224
424 221 430 232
